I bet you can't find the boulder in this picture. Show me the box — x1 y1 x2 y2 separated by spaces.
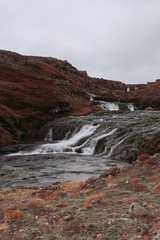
129 202 152 218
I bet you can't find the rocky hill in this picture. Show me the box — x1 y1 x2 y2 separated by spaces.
126 80 160 110
0 50 160 146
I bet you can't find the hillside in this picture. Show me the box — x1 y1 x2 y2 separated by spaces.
0 50 160 146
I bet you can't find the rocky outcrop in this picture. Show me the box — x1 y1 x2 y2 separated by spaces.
126 80 160 110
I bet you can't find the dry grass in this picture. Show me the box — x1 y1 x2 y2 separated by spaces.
0 159 159 240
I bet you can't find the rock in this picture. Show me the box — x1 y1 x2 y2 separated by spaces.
107 219 115 225
138 133 160 156
91 199 100 204
63 215 73 221
85 176 98 184
145 106 154 111
142 202 148 207
141 224 149 235
100 167 120 178
129 202 152 218
153 230 160 240
110 163 117 167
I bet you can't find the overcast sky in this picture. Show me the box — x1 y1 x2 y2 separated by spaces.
0 0 160 83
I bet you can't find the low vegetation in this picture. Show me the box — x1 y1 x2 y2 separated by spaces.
0 154 159 240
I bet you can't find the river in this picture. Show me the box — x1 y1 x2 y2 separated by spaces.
0 107 160 188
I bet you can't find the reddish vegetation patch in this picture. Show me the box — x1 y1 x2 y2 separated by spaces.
0 223 9 232
146 176 160 183
107 177 123 185
63 181 88 191
122 198 137 204
56 204 68 208
151 184 160 194
5 211 23 219
127 183 146 192
85 205 94 209
6 206 17 211
106 200 116 205
68 193 80 198
38 217 48 223
130 178 142 183
84 191 109 206
137 154 154 164
152 168 160 174
27 199 45 207
41 189 64 200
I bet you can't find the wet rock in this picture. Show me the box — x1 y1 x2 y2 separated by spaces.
110 163 117 167
138 132 160 156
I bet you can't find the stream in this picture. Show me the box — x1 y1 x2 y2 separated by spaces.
0 107 160 188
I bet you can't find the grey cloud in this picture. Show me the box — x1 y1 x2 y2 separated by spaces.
0 0 160 83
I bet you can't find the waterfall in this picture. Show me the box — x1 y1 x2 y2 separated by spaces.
9 124 100 156
100 102 119 111
8 111 160 161
127 104 135 111
45 128 53 141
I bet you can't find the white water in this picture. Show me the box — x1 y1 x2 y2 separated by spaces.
101 102 119 111
45 128 53 141
8 124 119 157
82 128 117 155
9 124 100 156
127 104 135 111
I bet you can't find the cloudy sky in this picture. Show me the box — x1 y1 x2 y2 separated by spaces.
0 0 160 83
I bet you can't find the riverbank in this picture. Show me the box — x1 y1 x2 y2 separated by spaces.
0 153 159 240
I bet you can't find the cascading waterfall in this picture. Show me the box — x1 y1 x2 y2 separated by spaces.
100 102 119 111
88 93 135 112
45 128 53 141
127 104 135 111
9 124 101 156
2 110 160 188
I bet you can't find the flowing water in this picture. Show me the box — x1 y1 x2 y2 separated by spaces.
0 108 160 188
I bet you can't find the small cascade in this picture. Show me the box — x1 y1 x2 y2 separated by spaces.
82 128 117 155
127 104 135 112
45 128 53 142
11 124 100 156
7 111 160 162
100 102 119 111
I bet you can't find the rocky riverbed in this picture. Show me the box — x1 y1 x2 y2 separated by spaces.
0 110 160 188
